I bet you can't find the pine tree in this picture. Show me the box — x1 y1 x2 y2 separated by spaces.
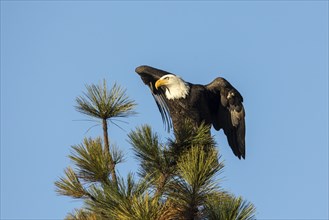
74 80 136 184
55 80 256 220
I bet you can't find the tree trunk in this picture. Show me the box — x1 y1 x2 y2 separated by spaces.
102 119 117 185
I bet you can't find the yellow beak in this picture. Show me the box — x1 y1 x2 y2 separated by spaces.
155 79 167 90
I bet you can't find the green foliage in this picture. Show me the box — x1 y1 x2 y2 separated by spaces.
65 208 100 220
69 137 112 183
176 146 222 190
75 80 136 120
55 80 256 220
55 167 87 199
86 173 178 220
204 192 256 220
74 79 136 185
110 143 125 165
128 125 174 194
167 146 224 219
169 120 216 157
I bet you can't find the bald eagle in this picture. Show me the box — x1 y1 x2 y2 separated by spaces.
135 65 246 159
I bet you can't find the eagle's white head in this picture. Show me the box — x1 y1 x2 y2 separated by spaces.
155 74 190 100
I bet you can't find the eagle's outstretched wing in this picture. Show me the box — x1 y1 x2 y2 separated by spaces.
135 65 173 131
206 77 246 159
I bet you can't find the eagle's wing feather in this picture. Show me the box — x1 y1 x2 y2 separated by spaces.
135 65 173 131
206 77 246 159
152 85 172 131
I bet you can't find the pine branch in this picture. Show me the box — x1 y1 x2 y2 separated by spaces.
204 192 256 220
86 173 153 220
168 146 224 219
75 80 136 120
69 138 112 183
128 125 175 195
55 167 87 199
75 79 136 185
168 120 217 160
65 208 100 220
110 143 125 165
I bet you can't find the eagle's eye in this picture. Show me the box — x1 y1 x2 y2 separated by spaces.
165 77 169 80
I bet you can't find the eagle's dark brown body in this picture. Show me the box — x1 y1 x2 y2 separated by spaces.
165 85 216 130
135 65 246 159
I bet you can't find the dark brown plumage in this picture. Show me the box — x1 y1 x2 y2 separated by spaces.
135 65 246 159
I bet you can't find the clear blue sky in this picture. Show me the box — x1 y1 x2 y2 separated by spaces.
1 1 328 219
